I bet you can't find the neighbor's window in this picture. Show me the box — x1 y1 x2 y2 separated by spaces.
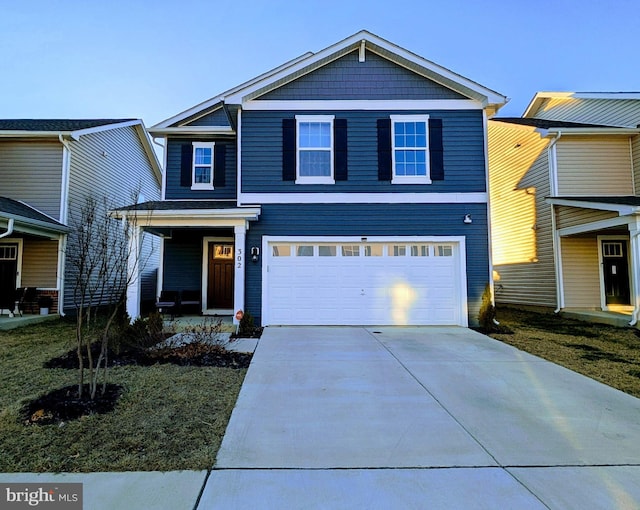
296 115 334 184
192 142 215 190
391 115 430 184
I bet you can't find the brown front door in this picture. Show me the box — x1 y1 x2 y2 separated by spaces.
207 243 234 309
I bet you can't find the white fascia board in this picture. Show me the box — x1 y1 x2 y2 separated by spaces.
113 207 261 223
70 119 142 139
134 123 163 183
557 216 631 237
239 192 487 204
263 234 466 243
0 214 69 235
546 197 640 215
243 99 483 111
227 30 507 107
523 92 574 118
0 131 71 138
537 127 640 137
147 126 235 136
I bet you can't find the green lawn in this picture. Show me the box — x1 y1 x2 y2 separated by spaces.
0 319 246 472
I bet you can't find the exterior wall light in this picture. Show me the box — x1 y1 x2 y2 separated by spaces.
463 214 472 224
251 246 260 263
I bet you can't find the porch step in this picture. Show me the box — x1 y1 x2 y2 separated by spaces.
560 310 633 329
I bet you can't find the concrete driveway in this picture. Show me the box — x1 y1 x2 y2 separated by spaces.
199 327 640 509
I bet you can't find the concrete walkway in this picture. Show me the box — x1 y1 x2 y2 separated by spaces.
200 326 640 509
3 327 640 508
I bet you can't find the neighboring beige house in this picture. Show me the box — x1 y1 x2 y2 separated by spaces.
489 92 640 325
0 119 162 317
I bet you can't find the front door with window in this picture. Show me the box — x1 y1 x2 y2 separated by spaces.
602 240 631 305
207 243 234 309
0 244 18 311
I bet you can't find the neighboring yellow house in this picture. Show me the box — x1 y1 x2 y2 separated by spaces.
489 92 640 326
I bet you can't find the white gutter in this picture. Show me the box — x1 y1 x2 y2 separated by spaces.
0 218 14 238
548 131 564 313
237 109 243 206
57 134 73 317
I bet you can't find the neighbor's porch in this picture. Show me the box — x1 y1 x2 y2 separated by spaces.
549 197 640 326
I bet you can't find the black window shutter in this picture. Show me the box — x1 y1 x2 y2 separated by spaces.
377 119 392 181
214 144 226 187
429 118 444 181
282 118 296 181
180 144 193 186
334 119 348 181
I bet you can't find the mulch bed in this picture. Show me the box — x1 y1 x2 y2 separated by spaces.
29 340 253 426
44 342 253 369
21 384 123 426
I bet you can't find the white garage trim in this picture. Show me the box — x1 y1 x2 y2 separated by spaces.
262 235 468 326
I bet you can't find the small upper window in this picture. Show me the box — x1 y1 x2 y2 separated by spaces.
296 115 334 184
192 142 215 190
391 115 430 184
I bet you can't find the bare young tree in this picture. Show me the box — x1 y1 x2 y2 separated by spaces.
67 190 151 399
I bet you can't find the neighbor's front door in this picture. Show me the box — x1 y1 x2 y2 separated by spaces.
0 243 18 310
207 243 234 309
602 240 631 305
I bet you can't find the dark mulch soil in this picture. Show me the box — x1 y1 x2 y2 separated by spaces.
21 384 123 426
44 342 252 370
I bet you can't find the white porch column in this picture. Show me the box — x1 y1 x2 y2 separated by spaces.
233 223 247 324
628 217 640 326
126 222 142 320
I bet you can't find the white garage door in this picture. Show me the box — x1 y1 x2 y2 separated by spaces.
263 237 467 326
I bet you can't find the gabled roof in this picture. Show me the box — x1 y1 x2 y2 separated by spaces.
0 119 162 183
523 92 640 120
153 30 507 130
0 197 69 238
0 119 135 132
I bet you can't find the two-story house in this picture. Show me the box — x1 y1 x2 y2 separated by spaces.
116 31 507 327
0 119 162 317
489 92 640 325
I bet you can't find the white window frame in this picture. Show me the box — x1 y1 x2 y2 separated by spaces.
295 114 335 185
191 141 215 190
391 114 431 185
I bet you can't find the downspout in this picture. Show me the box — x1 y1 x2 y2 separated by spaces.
0 218 15 238
629 224 640 326
57 134 72 316
548 131 564 313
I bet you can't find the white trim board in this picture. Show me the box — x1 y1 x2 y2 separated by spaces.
243 100 482 111
239 192 487 205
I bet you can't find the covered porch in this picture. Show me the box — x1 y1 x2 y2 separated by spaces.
548 196 640 327
112 201 260 323
0 197 68 317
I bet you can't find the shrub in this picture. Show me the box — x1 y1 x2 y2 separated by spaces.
478 284 497 332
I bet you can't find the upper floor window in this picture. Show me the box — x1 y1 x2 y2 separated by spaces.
296 115 335 184
192 142 215 190
391 115 430 184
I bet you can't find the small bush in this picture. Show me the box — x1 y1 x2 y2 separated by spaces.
478 284 497 333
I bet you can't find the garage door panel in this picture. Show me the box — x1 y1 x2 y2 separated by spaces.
265 239 464 326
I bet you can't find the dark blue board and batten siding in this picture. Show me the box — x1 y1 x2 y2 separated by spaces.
164 138 237 199
257 50 467 101
245 203 490 327
241 110 486 193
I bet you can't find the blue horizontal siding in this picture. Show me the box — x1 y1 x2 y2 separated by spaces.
184 108 230 127
245 203 490 326
241 110 486 193
163 235 202 292
259 51 466 101
164 138 237 199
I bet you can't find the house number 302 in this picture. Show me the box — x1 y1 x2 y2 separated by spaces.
237 248 243 269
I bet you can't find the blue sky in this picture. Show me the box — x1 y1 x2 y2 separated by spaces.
1 0 638 126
